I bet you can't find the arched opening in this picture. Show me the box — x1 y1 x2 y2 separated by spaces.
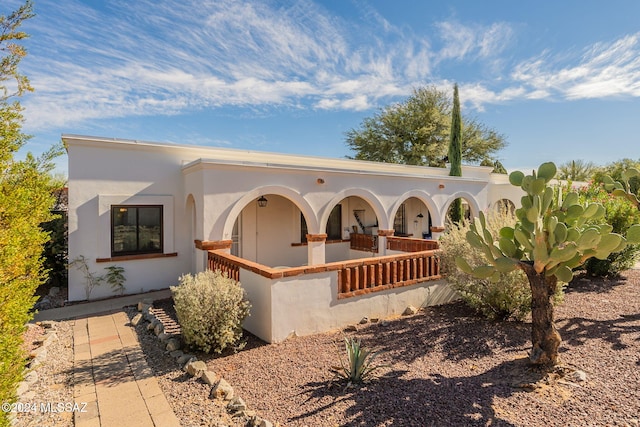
445 197 472 228
392 196 433 239
232 194 313 268
185 194 197 274
321 196 381 261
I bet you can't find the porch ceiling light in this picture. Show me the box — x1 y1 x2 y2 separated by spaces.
257 196 268 208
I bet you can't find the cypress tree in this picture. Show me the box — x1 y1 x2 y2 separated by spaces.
448 83 464 223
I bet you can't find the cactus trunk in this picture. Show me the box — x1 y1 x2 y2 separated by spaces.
521 262 561 365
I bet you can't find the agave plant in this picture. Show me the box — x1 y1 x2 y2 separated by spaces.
330 336 388 385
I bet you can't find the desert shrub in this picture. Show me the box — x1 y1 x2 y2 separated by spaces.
171 270 251 354
575 183 640 276
330 336 388 385
439 210 532 321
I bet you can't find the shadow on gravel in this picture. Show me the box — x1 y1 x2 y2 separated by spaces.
557 313 640 351
293 357 553 426
356 301 530 364
564 271 629 294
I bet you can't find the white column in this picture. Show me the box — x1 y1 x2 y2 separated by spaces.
306 234 327 265
377 229 395 256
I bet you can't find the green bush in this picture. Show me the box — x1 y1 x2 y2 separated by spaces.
171 270 251 354
439 210 532 321
576 183 640 276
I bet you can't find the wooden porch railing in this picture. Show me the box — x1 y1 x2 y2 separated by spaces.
350 233 378 253
387 236 439 252
207 249 441 300
208 251 240 281
337 250 440 298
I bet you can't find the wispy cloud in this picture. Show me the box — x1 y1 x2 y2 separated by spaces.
434 20 514 62
16 0 640 131
511 33 640 100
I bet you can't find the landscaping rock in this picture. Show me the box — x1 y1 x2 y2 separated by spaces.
29 345 47 360
43 332 58 346
23 370 38 385
34 296 52 310
210 378 234 401
572 370 587 382
226 396 247 414
403 305 418 315
137 301 152 312
344 325 357 332
177 354 196 366
359 317 369 324
131 313 143 326
157 332 169 342
259 419 274 427
153 322 164 336
169 349 183 359
201 370 218 386
166 338 181 352
186 360 207 378
147 320 157 331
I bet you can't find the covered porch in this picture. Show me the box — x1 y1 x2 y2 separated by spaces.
207 240 452 343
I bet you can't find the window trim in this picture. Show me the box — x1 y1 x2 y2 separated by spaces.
97 194 175 261
111 205 164 257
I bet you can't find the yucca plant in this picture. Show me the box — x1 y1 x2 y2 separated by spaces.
330 337 388 385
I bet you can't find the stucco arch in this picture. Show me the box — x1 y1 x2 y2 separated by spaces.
185 194 198 273
390 190 442 228
321 188 389 231
220 185 318 240
440 191 482 222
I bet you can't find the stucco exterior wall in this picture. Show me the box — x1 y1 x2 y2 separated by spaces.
64 134 523 301
263 272 458 343
67 139 193 300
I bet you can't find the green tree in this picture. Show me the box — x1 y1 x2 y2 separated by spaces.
456 162 640 365
345 86 506 167
1 2 62 421
448 83 463 223
557 159 597 182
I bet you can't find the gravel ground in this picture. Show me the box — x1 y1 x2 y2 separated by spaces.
17 270 640 427
146 270 640 427
13 320 74 427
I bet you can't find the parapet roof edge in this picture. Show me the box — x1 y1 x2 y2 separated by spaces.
63 133 493 179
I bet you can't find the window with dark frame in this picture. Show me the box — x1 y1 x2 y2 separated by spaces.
111 205 163 256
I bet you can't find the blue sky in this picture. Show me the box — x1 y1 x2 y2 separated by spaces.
9 0 640 175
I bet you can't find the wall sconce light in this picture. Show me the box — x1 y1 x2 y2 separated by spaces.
257 196 268 208
438 184 445 189
416 213 424 218
317 178 325 184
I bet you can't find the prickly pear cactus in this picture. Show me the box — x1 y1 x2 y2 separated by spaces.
602 167 640 210
456 162 640 365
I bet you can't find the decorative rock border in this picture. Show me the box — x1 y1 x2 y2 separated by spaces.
10 322 58 426
132 299 275 427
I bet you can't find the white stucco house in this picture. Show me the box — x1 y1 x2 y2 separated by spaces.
65 134 523 342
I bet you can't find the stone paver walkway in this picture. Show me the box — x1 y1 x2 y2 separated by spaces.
72 310 180 427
